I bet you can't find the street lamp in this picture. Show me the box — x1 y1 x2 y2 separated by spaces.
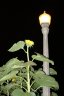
39 11 51 96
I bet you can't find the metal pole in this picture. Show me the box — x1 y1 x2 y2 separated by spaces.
41 23 50 96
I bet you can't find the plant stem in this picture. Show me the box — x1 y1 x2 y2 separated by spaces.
23 48 27 53
7 90 9 96
27 46 29 61
20 69 22 89
7 80 9 96
27 46 30 93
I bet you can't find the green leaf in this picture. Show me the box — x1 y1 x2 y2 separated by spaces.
1 83 18 91
30 71 34 78
50 68 57 75
0 58 24 82
0 71 5 79
21 67 27 73
4 83 16 90
32 53 54 65
0 65 5 72
52 92 58 96
25 61 37 66
4 58 24 74
11 88 24 96
0 65 6 79
0 58 24 81
21 92 36 96
34 70 45 77
30 67 34 72
5 58 24 67
1 85 7 94
0 71 18 82
38 68 42 71
30 92 36 96
32 71 59 90
12 64 24 69
8 41 25 52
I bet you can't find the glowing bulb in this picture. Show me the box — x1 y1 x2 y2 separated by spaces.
39 11 51 25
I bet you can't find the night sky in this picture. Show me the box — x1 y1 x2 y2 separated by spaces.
0 0 63 96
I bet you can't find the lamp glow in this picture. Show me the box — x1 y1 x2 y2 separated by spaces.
39 11 51 25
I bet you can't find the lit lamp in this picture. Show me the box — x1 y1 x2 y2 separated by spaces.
39 11 51 25
39 11 51 96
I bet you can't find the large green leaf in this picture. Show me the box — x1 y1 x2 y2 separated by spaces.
50 68 57 75
25 61 37 66
8 41 25 52
0 65 5 72
1 85 7 94
32 53 54 65
0 71 5 79
32 71 59 90
34 70 45 77
0 66 6 79
11 88 24 96
30 92 36 96
0 71 18 82
1 83 19 92
0 58 24 83
11 88 30 96
12 64 24 69
3 83 18 90
4 58 24 74
5 58 23 67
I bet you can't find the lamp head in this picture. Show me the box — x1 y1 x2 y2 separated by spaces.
39 11 51 25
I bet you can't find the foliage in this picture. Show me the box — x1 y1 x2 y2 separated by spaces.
0 40 59 96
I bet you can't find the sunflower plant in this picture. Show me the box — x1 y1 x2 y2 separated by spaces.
0 40 59 96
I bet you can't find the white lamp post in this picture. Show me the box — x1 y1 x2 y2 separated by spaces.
39 11 51 96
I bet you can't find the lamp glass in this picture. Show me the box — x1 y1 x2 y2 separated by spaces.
39 11 51 25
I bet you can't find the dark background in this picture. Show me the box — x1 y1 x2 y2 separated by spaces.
0 0 63 96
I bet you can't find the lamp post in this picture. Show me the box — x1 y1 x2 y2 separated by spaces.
39 11 51 96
